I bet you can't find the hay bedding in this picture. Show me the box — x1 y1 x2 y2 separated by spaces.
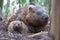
0 31 52 40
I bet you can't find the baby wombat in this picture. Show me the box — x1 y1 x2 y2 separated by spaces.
8 20 29 34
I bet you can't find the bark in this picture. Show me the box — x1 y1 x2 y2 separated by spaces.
50 0 60 40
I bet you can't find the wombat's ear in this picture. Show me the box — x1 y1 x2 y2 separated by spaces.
28 5 35 12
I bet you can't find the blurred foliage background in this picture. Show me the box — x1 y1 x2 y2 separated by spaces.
0 0 51 19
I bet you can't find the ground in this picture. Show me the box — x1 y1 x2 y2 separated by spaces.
0 31 52 40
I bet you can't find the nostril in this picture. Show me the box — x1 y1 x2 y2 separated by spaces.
45 17 48 20
43 15 49 21
13 26 20 31
14 26 18 29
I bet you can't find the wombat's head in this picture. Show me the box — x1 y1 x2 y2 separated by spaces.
13 21 22 31
26 5 49 27
8 20 29 33
8 20 22 32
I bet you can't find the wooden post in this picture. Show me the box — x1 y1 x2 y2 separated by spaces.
50 0 60 40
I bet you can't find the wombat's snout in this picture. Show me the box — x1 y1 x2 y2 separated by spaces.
42 14 49 21
44 15 49 20
13 24 20 31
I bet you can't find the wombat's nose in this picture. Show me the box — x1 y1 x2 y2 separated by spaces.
43 14 49 21
14 26 19 29
45 16 48 20
13 26 20 31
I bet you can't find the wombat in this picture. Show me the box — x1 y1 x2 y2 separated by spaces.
8 20 29 34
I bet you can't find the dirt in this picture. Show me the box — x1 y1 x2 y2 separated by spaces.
0 31 52 40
